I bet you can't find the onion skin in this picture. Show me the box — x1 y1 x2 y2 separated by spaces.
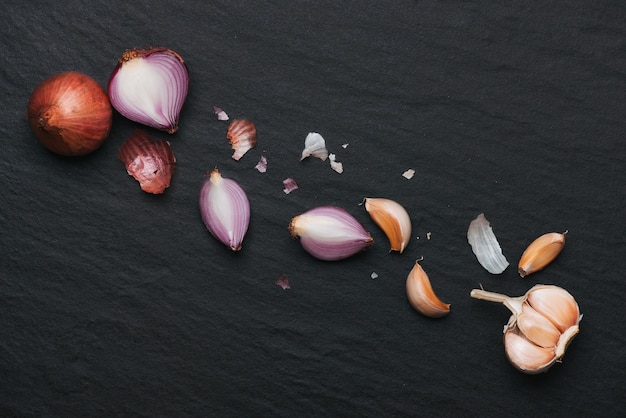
27 71 112 156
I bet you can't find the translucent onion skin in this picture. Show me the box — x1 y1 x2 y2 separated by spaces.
289 206 374 261
108 47 189 133
27 71 112 156
199 168 250 251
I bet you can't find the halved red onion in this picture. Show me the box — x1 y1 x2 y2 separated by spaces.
118 129 176 194
199 168 250 251
227 119 257 160
289 206 373 261
108 47 189 133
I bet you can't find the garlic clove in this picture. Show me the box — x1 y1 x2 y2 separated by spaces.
300 132 329 161
227 119 257 161
518 232 567 277
289 206 373 261
467 213 509 274
108 47 189 133
199 168 250 251
118 129 176 194
405 260 450 318
364 197 412 253
504 331 556 374
516 304 561 348
526 285 580 333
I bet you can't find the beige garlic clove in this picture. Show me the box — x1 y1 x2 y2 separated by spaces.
518 232 567 277
470 284 581 374
364 197 412 253
406 260 450 318
516 304 561 348
504 331 556 374
526 284 580 333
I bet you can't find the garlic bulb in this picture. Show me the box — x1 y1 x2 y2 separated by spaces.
518 232 567 277
470 284 581 374
364 197 412 253
406 260 450 318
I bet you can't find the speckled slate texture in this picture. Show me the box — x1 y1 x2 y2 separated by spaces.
1 1 625 416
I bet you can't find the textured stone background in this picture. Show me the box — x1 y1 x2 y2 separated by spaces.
1 0 624 416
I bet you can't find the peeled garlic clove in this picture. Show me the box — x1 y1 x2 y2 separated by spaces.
518 232 567 277
526 285 580 333
289 206 373 261
504 331 556 374
300 132 328 161
406 260 450 318
227 119 257 161
467 213 509 274
364 197 412 253
516 304 561 348
118 129 176 194
108 47 189 133
199 168 250 251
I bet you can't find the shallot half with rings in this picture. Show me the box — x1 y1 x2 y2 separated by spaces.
108 47 189 133
199 168 250 251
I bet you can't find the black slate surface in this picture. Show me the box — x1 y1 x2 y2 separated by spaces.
2 1 625 416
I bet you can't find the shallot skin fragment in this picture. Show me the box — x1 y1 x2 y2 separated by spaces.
118 129 176 194
227 119 257 160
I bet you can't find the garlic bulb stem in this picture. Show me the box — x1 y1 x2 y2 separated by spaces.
470 289 523 316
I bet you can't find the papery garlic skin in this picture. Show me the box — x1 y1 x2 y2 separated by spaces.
467 213 509 274
199 168 250 251
406 260 450 318
364 198 412 253
300 132 328 161
470 284 581 374
518 232 567 277
289 206 373 261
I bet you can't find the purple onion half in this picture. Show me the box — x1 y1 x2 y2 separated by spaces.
108 47 189 134
289 206 374 261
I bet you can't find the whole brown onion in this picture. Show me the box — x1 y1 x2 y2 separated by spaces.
27 71 113 156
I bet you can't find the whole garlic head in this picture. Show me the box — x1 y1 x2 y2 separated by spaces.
471 284 582 374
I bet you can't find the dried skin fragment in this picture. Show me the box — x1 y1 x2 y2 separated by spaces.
467 213 509 274
283 178 299 194
402 169 415 179
213 106 229 121
118 129 176 194
275 274 290 290
300 132 328 161
227 119 257 160
255 155 268 173
329 153 343 174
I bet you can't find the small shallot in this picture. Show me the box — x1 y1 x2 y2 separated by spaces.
27 71 112 156
467 213 509 274
108 47 189 133
118 129 176 194
300 132 328 161
289 206 373 261
406 260 450 318
227 119 257 160
364 197 412 253
199 168 250 251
